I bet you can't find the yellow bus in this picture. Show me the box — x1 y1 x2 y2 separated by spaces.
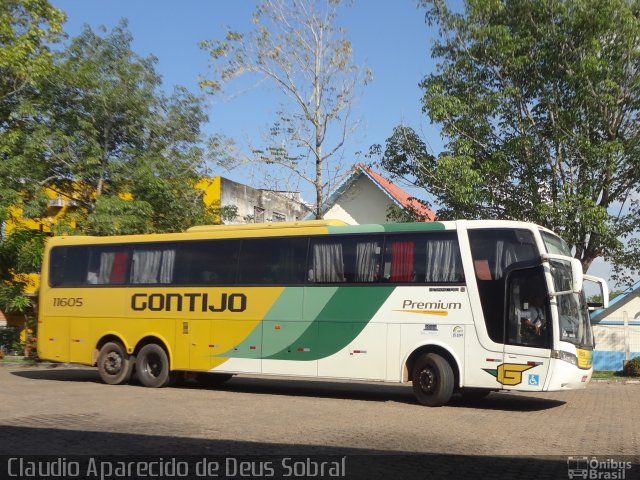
38 219 607 406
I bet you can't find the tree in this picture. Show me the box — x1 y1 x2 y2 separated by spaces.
0 0 64 331
0 20 214 320
0 0 65 220
200 0 370 218
375 0 640 280
38 22 214 234
0 228 47 355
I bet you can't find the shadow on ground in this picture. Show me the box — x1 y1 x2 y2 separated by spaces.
11 367 565 412
0 425 586 480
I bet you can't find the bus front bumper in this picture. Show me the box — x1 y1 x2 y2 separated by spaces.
545 358 592 391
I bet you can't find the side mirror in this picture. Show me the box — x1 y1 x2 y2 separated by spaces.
583 274 610 309
570 258 583 293
541 253 584 294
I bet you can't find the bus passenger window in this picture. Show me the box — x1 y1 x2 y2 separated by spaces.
383 233 463 284
87 248 130 285
389 240 415 282
238 237 307 284
49 246 89 287
308 235 383 284
174 240 239 285
130 246 176 284
309 240 345 283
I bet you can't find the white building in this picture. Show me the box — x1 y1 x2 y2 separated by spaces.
590 281 640 370
317 164 435 224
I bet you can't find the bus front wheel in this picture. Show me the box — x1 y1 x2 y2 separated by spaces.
411 353 454 407
136 343 173 388
97 341 135 385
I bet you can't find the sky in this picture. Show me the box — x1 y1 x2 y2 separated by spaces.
50 0 445 187
48 0 618 283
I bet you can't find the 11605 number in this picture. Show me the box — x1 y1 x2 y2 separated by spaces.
53 297 84 307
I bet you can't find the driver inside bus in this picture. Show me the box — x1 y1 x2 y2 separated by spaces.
520 294 547 338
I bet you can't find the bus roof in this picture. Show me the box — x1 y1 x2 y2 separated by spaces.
44 219 552 247
186 219 347 232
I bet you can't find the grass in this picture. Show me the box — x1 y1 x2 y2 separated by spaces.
0 356 37 363
592 370 638 380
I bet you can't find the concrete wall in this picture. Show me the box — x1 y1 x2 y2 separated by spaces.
592 294 640 370
323 175 393 225
219 177 310 224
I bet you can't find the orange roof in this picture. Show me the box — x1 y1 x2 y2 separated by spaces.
356 163 435 221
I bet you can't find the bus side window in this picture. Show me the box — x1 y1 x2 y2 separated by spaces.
345 236 382 283
382 233 463 284
49 246 89 287
308 235 383 284
174 240 239 285
130 245 176 284
309 239 345 283
469 229 539 344
388 240 415 282
87 247 130 285
238 237 307 285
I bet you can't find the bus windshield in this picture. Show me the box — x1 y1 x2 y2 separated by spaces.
549 259 594 349
541 231 572 256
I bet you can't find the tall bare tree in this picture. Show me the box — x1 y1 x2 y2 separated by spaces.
201 0 370 217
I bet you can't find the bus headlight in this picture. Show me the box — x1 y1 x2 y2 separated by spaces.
552 349 578 366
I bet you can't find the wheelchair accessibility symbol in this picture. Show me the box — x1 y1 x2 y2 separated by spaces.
528 374 540 386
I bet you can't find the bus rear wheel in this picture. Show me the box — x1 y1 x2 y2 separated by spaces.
411 353 454 407
97 341 134 385
136 343 173 388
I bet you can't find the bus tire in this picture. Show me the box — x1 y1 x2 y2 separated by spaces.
136 343 172 388
97 341 134 385
411 352 454 407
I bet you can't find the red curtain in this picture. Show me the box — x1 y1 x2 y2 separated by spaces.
110 251 129 284
390 241 414 282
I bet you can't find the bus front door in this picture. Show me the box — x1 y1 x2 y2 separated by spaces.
502 266 551 391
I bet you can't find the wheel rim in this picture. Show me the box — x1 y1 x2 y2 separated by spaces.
143 352 163 378
418 366 437 395
104 351 123 376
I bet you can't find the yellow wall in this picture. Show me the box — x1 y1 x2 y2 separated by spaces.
4 188 79 236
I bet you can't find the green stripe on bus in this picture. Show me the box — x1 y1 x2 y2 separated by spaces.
327 222 446 235
221 287 337 359
382 222 445 232
266 286 394 360
326 224 386 234
261 288 310 357
260 286 337 361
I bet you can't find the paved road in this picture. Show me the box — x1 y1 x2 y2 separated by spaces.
1 365 639 479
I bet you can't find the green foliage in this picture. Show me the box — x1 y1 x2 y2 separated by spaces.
0 283 31 314
623 356 640 377
0 326 20 355
0 0 65 88
0 13 214 314
87 196 154 236
0 229 44 319
0 229 47 278
376 0 640 278
2 20 212 236
0 0 65 218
